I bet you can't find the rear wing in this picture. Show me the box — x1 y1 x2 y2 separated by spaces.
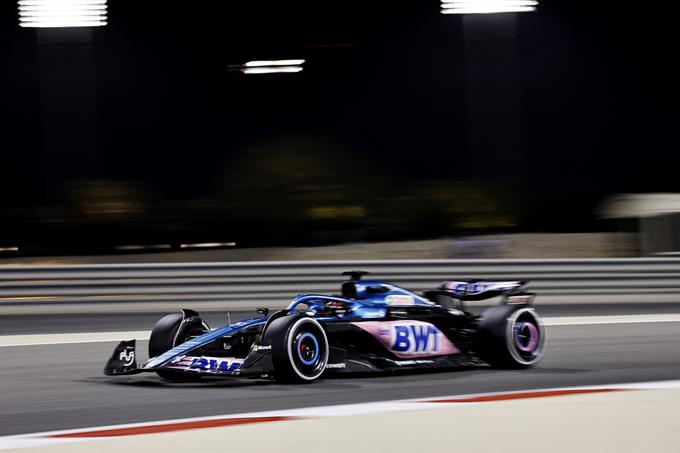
438 280 533 303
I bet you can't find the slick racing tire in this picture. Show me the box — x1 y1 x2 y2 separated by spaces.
476 305 545 369
263 315 329 384
149 310 208 381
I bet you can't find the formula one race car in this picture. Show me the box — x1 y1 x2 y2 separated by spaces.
104 271 545 383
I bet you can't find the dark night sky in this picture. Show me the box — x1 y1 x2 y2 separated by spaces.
1 0 678 226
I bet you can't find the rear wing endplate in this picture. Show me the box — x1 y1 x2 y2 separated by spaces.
104 340 142 376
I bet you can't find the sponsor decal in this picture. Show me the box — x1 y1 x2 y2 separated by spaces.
442 281 522 296
385 295 414 306
442 281 486 295
394 359 434 366
358 309 387 319
119 348 135 367
168 356 244 374
352 320 460 358
325 362 347 369
252 344 272 352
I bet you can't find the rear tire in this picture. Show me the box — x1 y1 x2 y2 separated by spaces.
262 315 329 384
476 305 545 368
149 311 208 381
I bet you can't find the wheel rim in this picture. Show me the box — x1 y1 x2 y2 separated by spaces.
287 318 328 381
296 332 320 366
514 322 539 353
506 308 545 365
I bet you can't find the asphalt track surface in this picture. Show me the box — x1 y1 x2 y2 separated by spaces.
1 304 680 436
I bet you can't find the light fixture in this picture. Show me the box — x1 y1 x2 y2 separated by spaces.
441 0 537 14
239 59 305 75
242 66 304 75
245 59 305 68
18 0 107 28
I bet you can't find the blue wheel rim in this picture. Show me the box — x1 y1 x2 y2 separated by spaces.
296 332 319 366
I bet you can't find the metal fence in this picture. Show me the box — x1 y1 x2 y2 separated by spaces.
1 259 680 312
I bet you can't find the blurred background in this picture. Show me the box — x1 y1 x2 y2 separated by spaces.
0 0 679 260
2 3 680 449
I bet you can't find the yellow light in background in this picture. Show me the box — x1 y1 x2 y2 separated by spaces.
18 0 107 28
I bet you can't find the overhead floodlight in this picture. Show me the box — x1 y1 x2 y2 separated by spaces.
238 59 305 75
18 0 107 28
242 66 304 75
441 0 537 14
245 59 305 68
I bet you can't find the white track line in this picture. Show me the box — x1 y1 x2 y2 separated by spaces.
544 314 680 326
1 314 680 347
0 331 149 348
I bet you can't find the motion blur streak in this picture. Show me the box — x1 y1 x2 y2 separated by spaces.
114 244 171 251
179 242 235 249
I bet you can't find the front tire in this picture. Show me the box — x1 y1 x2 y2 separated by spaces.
149 310 208 381
262 315 329 384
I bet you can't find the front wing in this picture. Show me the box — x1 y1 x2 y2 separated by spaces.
104 316 273 378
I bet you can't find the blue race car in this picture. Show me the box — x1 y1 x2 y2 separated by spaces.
104 271 545 383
